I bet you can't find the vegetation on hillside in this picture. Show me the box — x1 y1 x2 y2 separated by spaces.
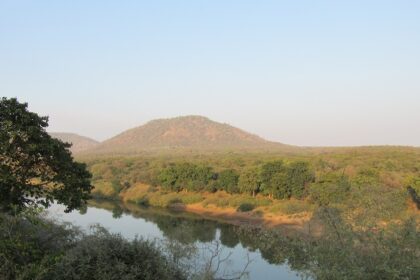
82 115 292 155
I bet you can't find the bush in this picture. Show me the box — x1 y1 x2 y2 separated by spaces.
92 181 120 198
0 211 187 280
0 210 78 279
136 196 150 207
237 203 255 212
309 174 351 206
47 227 186 280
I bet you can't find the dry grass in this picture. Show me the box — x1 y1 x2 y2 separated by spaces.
268 199 314 215
119 185 204 207
120 183 150 202
92 181 118 197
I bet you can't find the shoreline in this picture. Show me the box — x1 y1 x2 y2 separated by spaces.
91 193 317 234
92 183 318 234
167 202 311 230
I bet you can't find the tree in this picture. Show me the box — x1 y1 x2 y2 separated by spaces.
158 164 181 192
286 161 315 199
158 163 215 192
310 173 351 206
260 160 285 198
217 169 239 194
238 167 260 196
0 97 93 212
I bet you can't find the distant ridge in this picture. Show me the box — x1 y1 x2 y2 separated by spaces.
85 116 290 154
50 132 99 153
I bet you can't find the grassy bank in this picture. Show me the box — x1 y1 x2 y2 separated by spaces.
91 182 315 227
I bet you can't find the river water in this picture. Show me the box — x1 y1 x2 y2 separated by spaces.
48 200 306 280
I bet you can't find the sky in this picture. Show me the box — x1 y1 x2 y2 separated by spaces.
1 0 419 146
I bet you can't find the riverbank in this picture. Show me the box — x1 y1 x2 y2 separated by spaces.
92 182 317 232
168 203 311 229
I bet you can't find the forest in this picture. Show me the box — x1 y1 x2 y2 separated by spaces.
82 146 420 223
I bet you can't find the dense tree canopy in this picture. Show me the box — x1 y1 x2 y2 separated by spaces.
238 167 260 196
0 97 92 212
158 162 215 192
260 160 286 198
157 160 315 200
217 169 239 194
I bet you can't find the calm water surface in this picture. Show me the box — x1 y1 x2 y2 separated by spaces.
48 200 305 280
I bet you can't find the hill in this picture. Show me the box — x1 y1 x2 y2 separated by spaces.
50 132 99 153
85 116 291 155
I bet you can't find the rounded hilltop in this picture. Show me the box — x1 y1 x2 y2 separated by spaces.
84 115 289 155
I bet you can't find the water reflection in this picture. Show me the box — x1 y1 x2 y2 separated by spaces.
49 199 304 280
56 199 419 280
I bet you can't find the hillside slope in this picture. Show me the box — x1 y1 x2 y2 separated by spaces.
86 116 290 154
50 132 99 153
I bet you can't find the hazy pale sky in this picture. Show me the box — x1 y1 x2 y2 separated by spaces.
1 1 419 146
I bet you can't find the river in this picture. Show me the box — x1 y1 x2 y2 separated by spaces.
48 199 308 280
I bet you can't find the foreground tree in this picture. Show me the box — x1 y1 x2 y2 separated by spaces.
0 97 92 212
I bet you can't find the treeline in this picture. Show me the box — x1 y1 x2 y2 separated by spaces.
83 148 420 213
158 160 315 200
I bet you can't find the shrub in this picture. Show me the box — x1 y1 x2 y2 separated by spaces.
136 196 150 207
0 210 78 279
309 174 351 206
47 228 186 280
0 211 187 280
237 203 255 212
92 181 119 198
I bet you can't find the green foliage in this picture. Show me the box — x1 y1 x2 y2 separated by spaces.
260 160 286 197
238 167 261 196
82 144 419 221
111 179 122 193
259 160 314 199
0 211 186 280
305 208 420 279
347 185 407 223
47 228 186 280
158 163 215 192
310 173 351 206
0 209 79 279
285 161 315 199
236 208 420 280
216 169 239 194
0 97 93 212
405 175 420 194
237 203 255 212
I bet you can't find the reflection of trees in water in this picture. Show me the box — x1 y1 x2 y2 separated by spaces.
153 216 217 244
236 208 420 279
235 226 309 271
112 205 124 219
89 200 420 280
219 224 240 248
